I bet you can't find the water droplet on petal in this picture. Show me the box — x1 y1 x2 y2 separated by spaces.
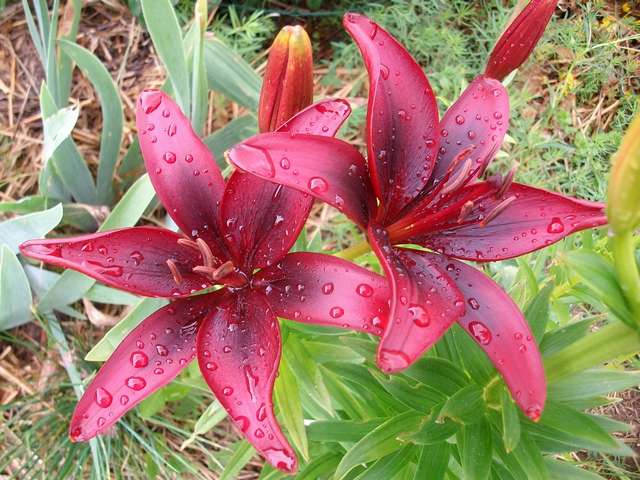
455 114 465 125
356 283 373 297
468 321 492 345
156 344 169 356
468 297 480 310
223 386 234 396
330 306 344 318
163 151 176 164
126 377 146 390
130 351 148 368
409 304 430 327
95 387 112 408
308 177 328 193
322 282 334 295
547 217 565 234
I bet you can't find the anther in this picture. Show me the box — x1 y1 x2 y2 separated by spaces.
479 196 517 227
457 201 475 224
440 158 473 197
195 238 215 268
211 261 235 281
166 259 183 284
496 166 517 199
177 238 200 251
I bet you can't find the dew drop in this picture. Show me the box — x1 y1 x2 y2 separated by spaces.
126 377 146 390
256 403 267 421
279 157 290 169
223 386 234 396
130 251 144 266
120 395 129 405
356 283 373 297
546 217 565 234
330 306 344 318
468 321 492 345
167 123 177 136
184 153 194 163
380 63 390 79
468 297 480 310
95 387 112 408
163 151 176 164
156 344 169 356
205 361 218 371
130 351 149 368
255 428 265 438
409 304 430 327
97 417 106 428
455 114 465 125
308 177 328 193
322 282 334 295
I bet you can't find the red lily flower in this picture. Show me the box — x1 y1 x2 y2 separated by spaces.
226 7 606 421
19 91 391 473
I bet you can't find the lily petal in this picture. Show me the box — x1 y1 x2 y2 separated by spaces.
425 252 546 421
197 291 297 473
416 183 607 262
136 90 228 258
485 0 559 81
20 227 211 297
343 13 439 223
367 226 465 373
69 293 220 442
226 133 373 228
427 76 509 191
254 252 389 335
221 99 352 270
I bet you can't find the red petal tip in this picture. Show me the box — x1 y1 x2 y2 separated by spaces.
377 349 412 373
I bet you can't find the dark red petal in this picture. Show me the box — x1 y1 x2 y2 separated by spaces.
69 293 221 442
19 227 211 297
136 90 228 258
416 182 607 262
425 252 546 420
343 13 439 224
254 252 389 335
196 291 297 473
485 0 559 81
427 76 509 191
367 226 464 373
221 99 352 270
226 133 373 228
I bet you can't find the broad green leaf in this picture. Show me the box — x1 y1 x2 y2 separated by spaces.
493 430 548 479
181 400 227 449
353 445 415 480
540 317 594 355
307 418 385 443
449 325 494 384
204 115 257 169
372 371 445 411
42 102 78 163
0 203 62 253
549 369 640 403
438 384 485 424
544 458 605 479
403 357 469 395
334 411 422 480
60 40 124 205
321 367 369 420
275 355 309 460
0 246 33 330
85 297 166 361
302 339 365 364
459 419 492 480
141 0 190 116
405 403 458 445
185 13 207 133
413 443 448 480
220 440 255 480
297 452 340 480
500 389 521 452
204 38 261 110
525 283 553 342
57 0 82 101
85 283 139 305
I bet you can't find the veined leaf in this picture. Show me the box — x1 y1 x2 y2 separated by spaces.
353 445 415 480
525 283 553 342
544 458 605 479
220 440 255 480
307 418 385 443
0 203 62 253
275 353 309 460
0 246 33 330
500 389 521 452
42 103 78 163
438 384 485 424
549 369 640 403
458 419 492 480
413 443 448 480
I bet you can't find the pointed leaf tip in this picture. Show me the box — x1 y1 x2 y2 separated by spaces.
485 0 559 81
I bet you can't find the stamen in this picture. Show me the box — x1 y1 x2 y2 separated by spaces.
166 259 183 284
211 261 235 281
479 196 517 227
457 200 475 224
496 166 517 199
177 238 200 251
439 158 473 197
196 238 215 268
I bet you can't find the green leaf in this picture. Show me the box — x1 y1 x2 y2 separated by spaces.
500 389 521 452
0 246 33 330
353 445 415 480
459 419 492 480
220 440 255 480
38 175 156 311
181 400 227 449
413 443 448 480
438 384 485 424
42 103 78 162
0 203 62 253
85 297 166 361
204 38 261 110
549 369 640 403
524 283 553 342
296 452 340 480
204 115 257 169
274 354 309 460
85 283 139 305
540 317 594 355
59 40 124 205
334 412 422 480
405 403 458 445
544 458 605 479
141 0 190 117
185 18 207 133
307 418 385 443
403 357 469 395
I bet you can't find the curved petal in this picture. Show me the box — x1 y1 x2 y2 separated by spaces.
425 252 546 421
221 99 352 270
69 292 222 442
136 90 228 259
427 76 509 191
254 252 389 335
367 226 464 373
226 133 374 228
416 183 607 262
485 0 559 81
20 227 211 297
196 291 297 473
343 13 439 224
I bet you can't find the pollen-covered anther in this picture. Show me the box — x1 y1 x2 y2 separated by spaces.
193 261 236 282
496 166 517 199
440 158 473 197
177 237 200 251
166 259 183 284
195 238 216 268
479 195 517 227
457 201 475 224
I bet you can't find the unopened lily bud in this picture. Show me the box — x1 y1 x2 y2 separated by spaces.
608 113 640 234
485 0 559 81
258 25 313 133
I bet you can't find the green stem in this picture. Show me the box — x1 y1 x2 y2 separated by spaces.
544 321 640 382
612 230 640 322
334 240 371 260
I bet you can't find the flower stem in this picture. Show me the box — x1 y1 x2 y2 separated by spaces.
612 230 640 323
544 321 640 382
334 240 371 260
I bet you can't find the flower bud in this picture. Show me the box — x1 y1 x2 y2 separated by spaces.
258 25 313 133
485 0 559 81
608 113 640 233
